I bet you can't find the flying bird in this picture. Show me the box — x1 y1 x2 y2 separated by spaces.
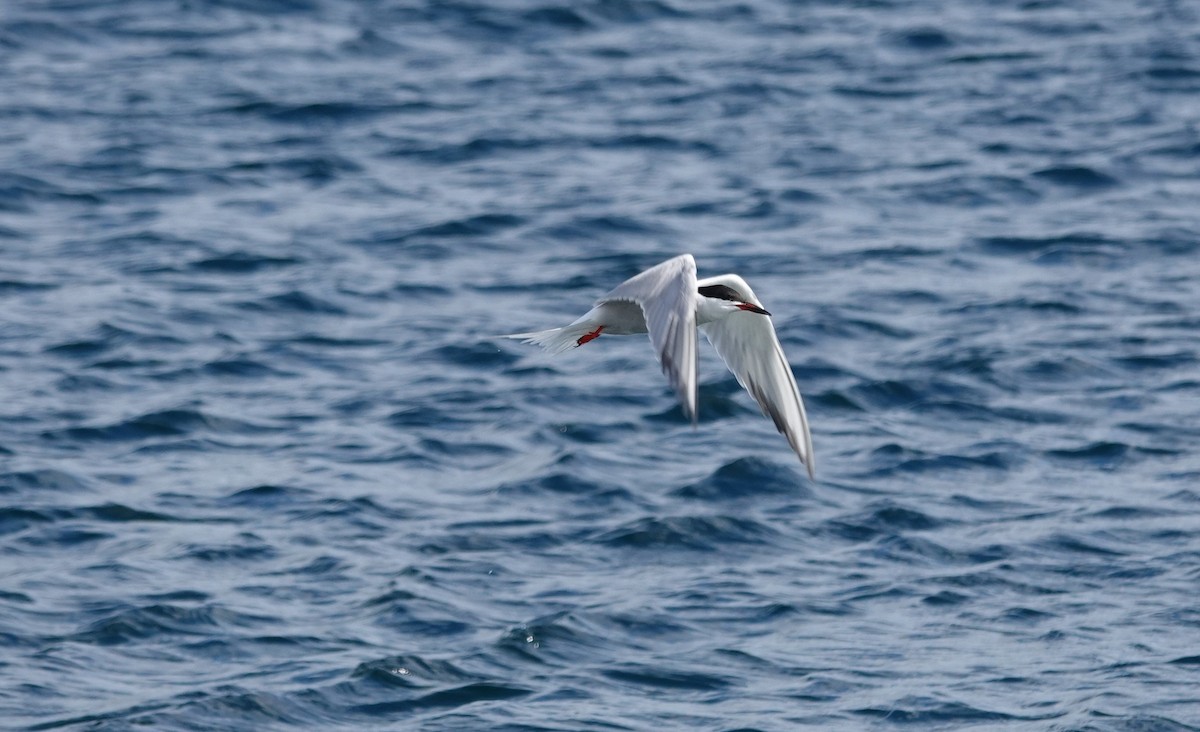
502 254 814 478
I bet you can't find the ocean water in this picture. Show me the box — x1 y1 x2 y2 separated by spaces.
3 0 1200 729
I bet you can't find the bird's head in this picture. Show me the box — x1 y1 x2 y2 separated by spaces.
698 284 771 317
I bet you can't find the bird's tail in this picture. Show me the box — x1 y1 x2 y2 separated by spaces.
498 322 597 354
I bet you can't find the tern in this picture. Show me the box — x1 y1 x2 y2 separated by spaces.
502 254 814 478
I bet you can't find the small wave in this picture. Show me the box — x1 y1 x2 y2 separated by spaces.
43 322 178 360
282 334 390 348
0 20 90 49
20 526 112 547
149 688 313 729
495 471 612 497
228 153 364 186
42 408 278 443
496 610 615 665
1142 65 1200 91
647 377 754 422
947 51 1042 65
671 457 802 501
593 514 778 551
179 538 277 564
958 295 1083 316
291 496 410 525
418 437 515 464
390 136 549 163
810 389 867 413
1032 165 1120 189
150 356 296 382
811 315 915 340
426 342 521 369
886 26 956 51
351 654 478 689
854 696 1031 724
0 278 56 294
922 589 970 606
1145 66 1200 80
189 251 301 273
0 507 54 536
872 535 964 566
820 499 945 543
996 606 1057 624
387 404 476 431
236 290 347 315
0 170 96 212
866 442 1018 476
406 214 527 240
899 173 1040 207
205 357 291 378
976 231 1123 257
70 603 270 646
1044 441 1131 469
220 484 313 508
406 0 684 39
391 280 453 297
847 379 923 409
538 213 670 242
354 214 525 260
76 503 176 523
424 518 567 554
0 468 91 494
602 664 733 693
1113 351 1197 371
522 6 590 30
341 656 537 722
1088 505 1168 520
218 99 395 123
54 374 118 393
362 586 474 637
0 222 26 238
352 682 532 716
338 28 407 57
833 75 928 98
589 133 720 156
1038 532 1127 558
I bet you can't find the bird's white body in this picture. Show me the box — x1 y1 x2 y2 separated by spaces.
502 254 814 479
569 290 743 335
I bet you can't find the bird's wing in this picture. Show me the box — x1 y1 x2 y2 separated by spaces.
700 290 814 479
598 254 699 422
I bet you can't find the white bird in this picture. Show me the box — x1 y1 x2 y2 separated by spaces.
502 254 814 479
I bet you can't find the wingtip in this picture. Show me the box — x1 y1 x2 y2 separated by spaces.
799 448 815 481
682 398 698 427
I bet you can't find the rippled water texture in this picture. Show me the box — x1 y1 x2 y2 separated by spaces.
3 0 1200 730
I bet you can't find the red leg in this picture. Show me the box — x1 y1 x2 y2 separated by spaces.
576 325 604 346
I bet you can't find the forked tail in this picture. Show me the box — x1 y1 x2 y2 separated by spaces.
499 322 601 354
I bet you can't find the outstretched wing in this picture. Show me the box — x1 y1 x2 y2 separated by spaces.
699 277 814 478
599 254 699 423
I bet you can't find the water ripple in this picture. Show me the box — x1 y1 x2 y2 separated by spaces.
3 0 1200 729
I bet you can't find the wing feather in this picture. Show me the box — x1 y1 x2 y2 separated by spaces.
701 309 814 478
598 254 698 422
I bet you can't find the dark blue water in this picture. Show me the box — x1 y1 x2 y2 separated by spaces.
3 1 1200 729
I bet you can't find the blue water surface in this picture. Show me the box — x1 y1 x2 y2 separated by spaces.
3 0 1200 730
